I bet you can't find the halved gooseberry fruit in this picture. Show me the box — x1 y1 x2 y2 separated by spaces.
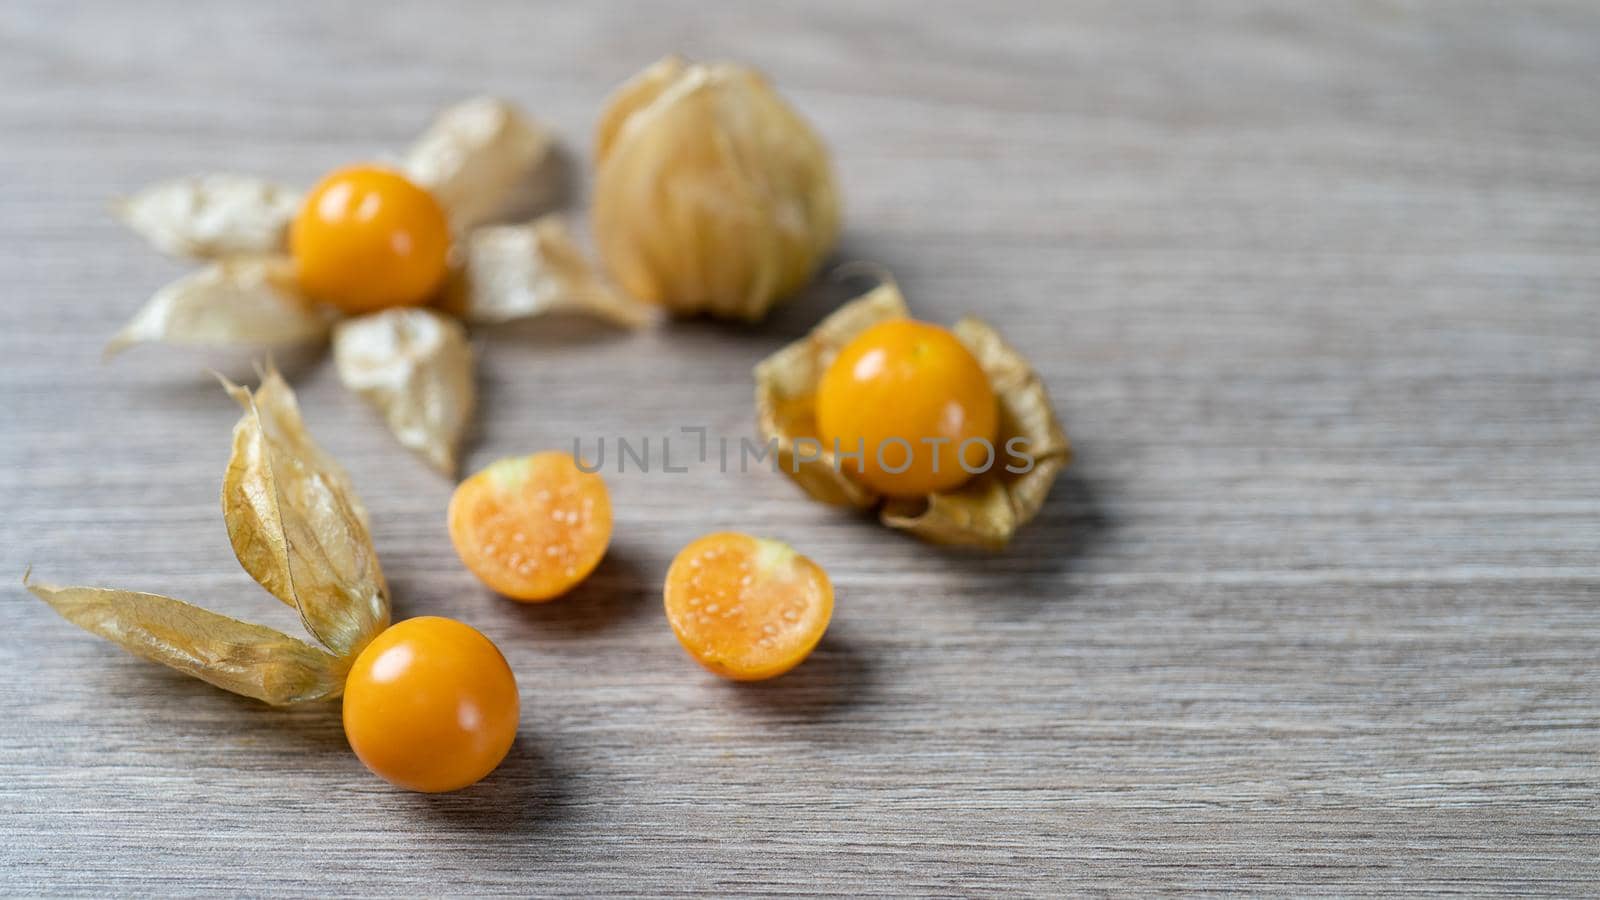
663 532 834 681
448 452 613 601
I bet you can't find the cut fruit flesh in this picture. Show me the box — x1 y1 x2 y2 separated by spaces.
448 452 612 601
663 532 833 681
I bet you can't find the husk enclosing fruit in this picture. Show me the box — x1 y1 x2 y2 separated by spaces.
755 274 1071 549
592 56 841 321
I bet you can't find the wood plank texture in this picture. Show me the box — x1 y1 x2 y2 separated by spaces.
2 0 1597 894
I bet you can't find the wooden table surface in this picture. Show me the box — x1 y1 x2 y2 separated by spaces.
3 1 1598 895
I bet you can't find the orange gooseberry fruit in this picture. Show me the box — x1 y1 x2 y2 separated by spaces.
663 532 834 681
290 165 451 314
342 616 519 793
815 319 1000 498
448 452 613 602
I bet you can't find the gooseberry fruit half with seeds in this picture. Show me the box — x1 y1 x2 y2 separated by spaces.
448 451 613 601
663 532 833 681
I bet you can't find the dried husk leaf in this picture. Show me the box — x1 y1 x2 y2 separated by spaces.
114 174 299 259
25 577 346 705
333 308 475 476
106 257 331 358
437 216 656 329
592 57 841 321
754 276 1072 549
404 97 555 232
223 368 389 658
880 475 1018 548
955 317 1072 520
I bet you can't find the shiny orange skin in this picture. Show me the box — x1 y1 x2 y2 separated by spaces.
290 165 451 314
815 319 1000 497
448 452 613 602
664 532 833 681
342 617 519 793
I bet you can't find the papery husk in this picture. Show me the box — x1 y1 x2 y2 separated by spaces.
754 276 1071 549
114 175 300 259
333 308 474 475
222 367 390 657
25 576 346 705
437 216 656 329
593 56 686 163
404 97 555 232
24 369 388 706
106 257 331 357
592 56 840 321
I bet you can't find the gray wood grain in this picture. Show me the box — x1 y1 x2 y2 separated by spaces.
3 0 1598 894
